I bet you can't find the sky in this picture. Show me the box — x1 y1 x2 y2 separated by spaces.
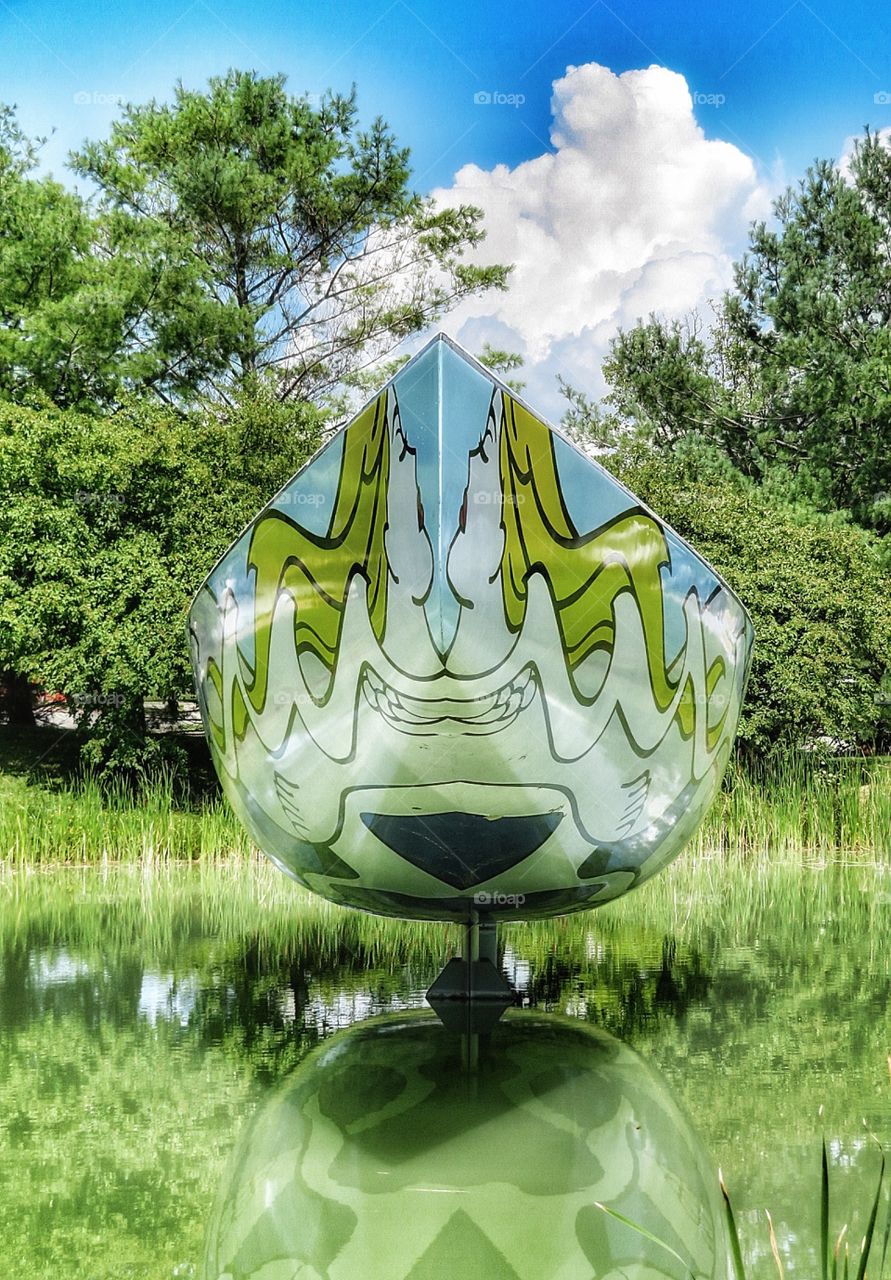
2 0 890 415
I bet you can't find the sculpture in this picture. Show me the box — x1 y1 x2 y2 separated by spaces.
189 335 753 926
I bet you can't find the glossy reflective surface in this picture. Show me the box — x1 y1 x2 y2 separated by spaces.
1 860 889 1278
189 335 754 920
206 1011 728 1279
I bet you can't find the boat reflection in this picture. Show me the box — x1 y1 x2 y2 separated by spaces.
205 1011 729 1279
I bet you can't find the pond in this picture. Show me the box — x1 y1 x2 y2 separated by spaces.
1 855 889 1278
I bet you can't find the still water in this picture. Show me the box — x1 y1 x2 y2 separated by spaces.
1 856 889 1278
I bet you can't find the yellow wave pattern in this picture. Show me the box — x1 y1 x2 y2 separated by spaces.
210 392 391 741
498 394 723 741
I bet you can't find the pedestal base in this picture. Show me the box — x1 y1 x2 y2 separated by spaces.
425 916 515 1030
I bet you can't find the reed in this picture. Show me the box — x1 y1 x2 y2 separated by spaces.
0 770 252 866
715 1143 888 1280
603 1141 890 1279
1 752 888 868
692 756 891 862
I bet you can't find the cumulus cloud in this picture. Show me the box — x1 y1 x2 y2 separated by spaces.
431 62 774 418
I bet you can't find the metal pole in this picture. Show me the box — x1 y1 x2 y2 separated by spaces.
464 910 479 999
477 918 497 966
465 912 480 963
461 912 479 1074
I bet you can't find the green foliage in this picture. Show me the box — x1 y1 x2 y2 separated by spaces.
70 70 510 404
564 137 891 755
0 74 508 410
557 375 616 447
0 395 321 777
604 439 891 753
0 110 116 407
0 105 238 411
601 314 723 449
321 353 412 423
602 131 891 535
0 74 509 777
476 341 526 391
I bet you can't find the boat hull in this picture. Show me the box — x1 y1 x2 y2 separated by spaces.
189 336 753 921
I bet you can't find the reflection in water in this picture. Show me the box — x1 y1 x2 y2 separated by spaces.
205 1011 729 1279
3 865 890 1274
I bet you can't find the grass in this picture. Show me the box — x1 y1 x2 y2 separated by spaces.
0 769 252 865
596 1136 890 1278
0 724 889 868
692 755 891 862
718 1140 890 1280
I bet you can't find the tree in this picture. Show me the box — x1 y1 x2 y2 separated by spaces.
602 131 891 535
603 438 891 755
0 105 232 411
71 70 510 406
0 394 322 777
0 72 510 766
476 342 526 392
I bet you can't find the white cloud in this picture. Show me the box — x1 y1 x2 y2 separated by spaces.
432 62 775 419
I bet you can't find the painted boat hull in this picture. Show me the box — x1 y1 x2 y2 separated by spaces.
189 335 753 921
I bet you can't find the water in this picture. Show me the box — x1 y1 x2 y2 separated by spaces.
1 856 889 1278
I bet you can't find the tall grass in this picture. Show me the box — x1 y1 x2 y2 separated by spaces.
0 751 888 867
0 771 252 865
719 1142 889 1280
693 756 891 862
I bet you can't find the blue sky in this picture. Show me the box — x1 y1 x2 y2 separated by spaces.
3 0 889 187
2 0 890 408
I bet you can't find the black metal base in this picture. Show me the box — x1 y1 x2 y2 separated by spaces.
425 916 516 1034
426 956 515 1003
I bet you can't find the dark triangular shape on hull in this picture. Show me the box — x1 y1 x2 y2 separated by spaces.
360 810 562 889
406 1209 523 1280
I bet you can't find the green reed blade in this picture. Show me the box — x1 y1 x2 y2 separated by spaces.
823 1136 830 1280
594 1201 700 1278
854 1153 885 1280
879 1192 891 1278
719 1170 747 1280
833 1225 849 1280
